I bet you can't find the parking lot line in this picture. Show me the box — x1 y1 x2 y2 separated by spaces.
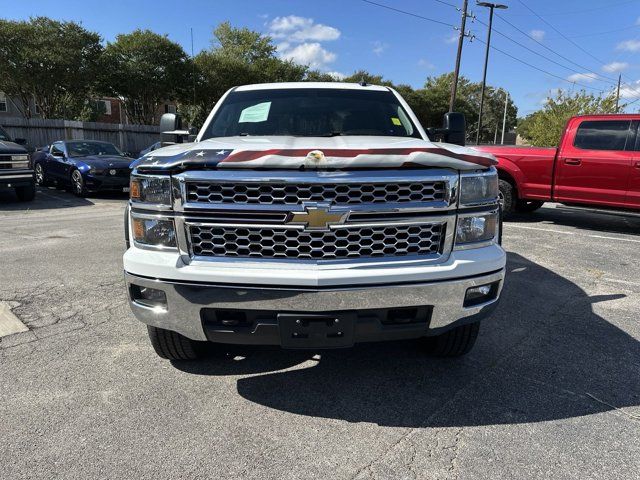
507 224 640 244
0 302 28 338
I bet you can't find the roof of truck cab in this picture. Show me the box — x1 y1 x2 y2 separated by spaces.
570 114 640 121
234 82 391 92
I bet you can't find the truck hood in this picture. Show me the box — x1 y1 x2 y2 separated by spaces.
0 140 28 155
135 136 496 172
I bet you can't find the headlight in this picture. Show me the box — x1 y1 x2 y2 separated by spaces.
130 175 171 205
460 171 498 206
455 211 498 246
11 155 29 162
131 214 176 248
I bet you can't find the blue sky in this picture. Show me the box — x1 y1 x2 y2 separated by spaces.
4 0 640 117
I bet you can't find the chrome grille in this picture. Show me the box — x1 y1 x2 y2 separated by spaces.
188 223 446 260
186 181 447 205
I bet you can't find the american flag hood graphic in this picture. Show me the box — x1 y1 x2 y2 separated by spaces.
134 136 497 172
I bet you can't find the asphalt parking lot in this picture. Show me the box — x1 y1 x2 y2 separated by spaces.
1 187 639 479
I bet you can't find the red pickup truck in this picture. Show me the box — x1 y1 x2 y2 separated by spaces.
477 114 640 213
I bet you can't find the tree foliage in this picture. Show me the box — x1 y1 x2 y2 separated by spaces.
185 22 307 126
101 29 191 125
0 17 102 119
518 90 619 146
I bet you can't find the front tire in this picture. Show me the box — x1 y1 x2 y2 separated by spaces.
15 183 36 202
147 325 205 361
71 169 87 197
420 321 480 357
498 179 516 214
34 163 47 186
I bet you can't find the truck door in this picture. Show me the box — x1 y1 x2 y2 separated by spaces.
554 119 633 208
628 120 640 207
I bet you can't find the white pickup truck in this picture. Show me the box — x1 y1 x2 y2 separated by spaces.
123 82 505 361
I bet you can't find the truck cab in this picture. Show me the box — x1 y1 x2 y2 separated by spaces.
0 125 35 202
123 82 506 361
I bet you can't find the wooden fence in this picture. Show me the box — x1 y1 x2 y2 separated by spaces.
1 117 161 156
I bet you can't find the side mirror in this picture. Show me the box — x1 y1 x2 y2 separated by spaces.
52 151 64 158
159 113 190 147
14 138 27 146
427 112 466 146
159 113 182 133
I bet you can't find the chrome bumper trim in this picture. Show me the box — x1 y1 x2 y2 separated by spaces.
125 269 505 342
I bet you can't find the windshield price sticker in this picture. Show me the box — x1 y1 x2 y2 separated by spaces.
239 102 271 123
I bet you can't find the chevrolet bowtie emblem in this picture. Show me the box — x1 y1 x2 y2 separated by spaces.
289 206 347 230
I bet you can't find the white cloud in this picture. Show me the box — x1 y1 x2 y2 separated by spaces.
444 33 458 44
617 39 640 52
417 58 435 69
602 61 629 73
269 15 340 70
279 42 336 69
529 29 545 42
619 79 640 99
371 41 388 56
268 15 340 42
325 71 346 80
636 16 640 25
567 72 599 83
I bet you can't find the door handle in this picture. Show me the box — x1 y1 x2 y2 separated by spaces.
564 158 582 166
635 161 640 169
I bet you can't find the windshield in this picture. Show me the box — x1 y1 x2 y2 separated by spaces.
202 88 421 139
66 141 124 157
0 127 11 142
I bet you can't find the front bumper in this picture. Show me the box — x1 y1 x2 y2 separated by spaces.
125 268 505 346
85 174 130 192
0 170 34 188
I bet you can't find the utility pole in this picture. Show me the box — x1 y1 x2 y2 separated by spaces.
191 28 196 107
475 2 508 145
449 0 470 112
615 74 621 112
501 90 509 145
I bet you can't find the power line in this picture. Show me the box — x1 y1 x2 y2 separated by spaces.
361 0 640 101
474 37 607 93
476 17 616 88
516 0 610 68
509 0 637 17
569 23 640 39
494 13 618 84
360 0 456 28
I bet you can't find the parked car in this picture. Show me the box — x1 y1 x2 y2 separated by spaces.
0 125 35 201
123 82 505 361
139 141 161 158
478 114 640 213
32 140 135 196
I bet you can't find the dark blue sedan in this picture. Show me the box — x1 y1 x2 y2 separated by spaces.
32 140 135 196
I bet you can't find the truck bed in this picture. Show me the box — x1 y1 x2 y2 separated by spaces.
475 145 558 201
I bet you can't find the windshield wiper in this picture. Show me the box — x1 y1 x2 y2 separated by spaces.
314 132 346 137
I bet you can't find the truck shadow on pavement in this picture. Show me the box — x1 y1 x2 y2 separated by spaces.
507 205 640 237
174 252 640 427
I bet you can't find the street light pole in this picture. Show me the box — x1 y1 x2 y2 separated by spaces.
475 2 508 145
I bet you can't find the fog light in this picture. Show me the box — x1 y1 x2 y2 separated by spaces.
130 284 167 310
464 282 498 307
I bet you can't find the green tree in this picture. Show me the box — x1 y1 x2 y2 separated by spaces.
101 29 190 125
0 17 102 119
518 90 619 146
187 22 307 128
